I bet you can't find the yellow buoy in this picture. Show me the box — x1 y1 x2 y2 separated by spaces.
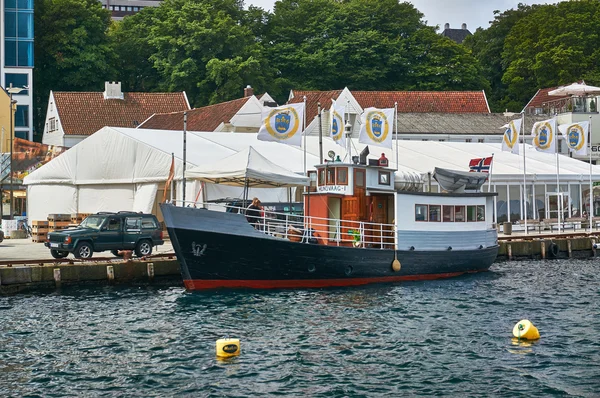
216 338 241 358
512 320 540 340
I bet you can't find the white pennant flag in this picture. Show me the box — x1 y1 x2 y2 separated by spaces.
501 118 522 154
329 100 346 148
531 118 557 153
359 107 394 149
258 103 305 146
559 121 589 156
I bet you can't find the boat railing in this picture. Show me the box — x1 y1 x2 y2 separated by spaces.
189 201 396 249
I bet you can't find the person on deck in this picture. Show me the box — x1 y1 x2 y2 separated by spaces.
246 197 262 229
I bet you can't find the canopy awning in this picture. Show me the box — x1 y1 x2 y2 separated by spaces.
186 146 310 188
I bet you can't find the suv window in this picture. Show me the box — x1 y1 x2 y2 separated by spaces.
126 217 141 230
142 218 158 229
107 218 121 231
80 215 107 230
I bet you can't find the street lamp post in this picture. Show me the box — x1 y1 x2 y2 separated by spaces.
7 84 27 218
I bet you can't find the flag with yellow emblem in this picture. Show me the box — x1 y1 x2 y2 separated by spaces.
531 118 557 153
501 118 522 154
258 103 305 146
559 121 588 156
358 107 394 149
329 100 346 148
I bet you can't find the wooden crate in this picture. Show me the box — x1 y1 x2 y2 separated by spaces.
31 220 49 227
31 225 49 233
47 214 71 222
32 232 47 243
48 221 70 228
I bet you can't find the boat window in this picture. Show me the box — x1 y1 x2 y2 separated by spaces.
477 205 486 221
327 168 336 185
467 205 477 222
318 169 325 186
443 206 454 222
415 204 428 221
337 167 348 185
429 205 441 222
455 206 466 222
308 171 317 192
378 171 390 186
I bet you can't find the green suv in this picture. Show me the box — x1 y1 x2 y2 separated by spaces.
45 212 164 259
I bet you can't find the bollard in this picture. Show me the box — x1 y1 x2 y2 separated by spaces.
567 240 572 258
540 241 546 260
147 263 155 280
53 268 61 288
107 265 114 282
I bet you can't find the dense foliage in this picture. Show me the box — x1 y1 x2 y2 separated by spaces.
465 0 600 112
32 0 600 139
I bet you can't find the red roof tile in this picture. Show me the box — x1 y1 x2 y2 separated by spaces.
288 90 343 121
139 97 252 131
288 90 489 121
54 92 190 136
352 91 489 113
523 86 569 110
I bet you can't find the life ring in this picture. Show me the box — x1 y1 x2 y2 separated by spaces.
548 242 559 258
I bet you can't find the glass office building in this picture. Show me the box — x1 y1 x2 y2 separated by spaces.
1 0 34 141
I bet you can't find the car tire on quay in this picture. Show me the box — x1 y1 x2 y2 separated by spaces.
111 249 123 258
50 249 69 259
135 240 153 257
74 242 94 259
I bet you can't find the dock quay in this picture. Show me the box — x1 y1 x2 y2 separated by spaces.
1 231 600 294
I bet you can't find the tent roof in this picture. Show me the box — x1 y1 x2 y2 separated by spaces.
24 126 600 186
187 146 309 187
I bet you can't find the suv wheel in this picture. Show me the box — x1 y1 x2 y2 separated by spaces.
135 240 153 257
74 242 94 259
50 249 69 259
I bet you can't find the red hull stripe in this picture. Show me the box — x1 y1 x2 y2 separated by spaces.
183 272 478 290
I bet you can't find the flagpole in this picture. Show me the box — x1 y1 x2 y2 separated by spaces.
555 116 561 233
170 152 174 202
346 99 351 161
394 102 399 171
182 111 187 206
488 153 494 191
303 96 307 175
522 112 527 234
589 115 593 232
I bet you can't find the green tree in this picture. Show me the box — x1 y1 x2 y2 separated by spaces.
109 7 162 92
464 5 535 112
146 0 271 106
34 0 117 139
264 0 487 100
501 0 600 109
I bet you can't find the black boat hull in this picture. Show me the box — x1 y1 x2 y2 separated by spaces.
168 226 498 290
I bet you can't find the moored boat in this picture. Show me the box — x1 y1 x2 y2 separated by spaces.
161 150 498 290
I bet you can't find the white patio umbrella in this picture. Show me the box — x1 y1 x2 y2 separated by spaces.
548 82 600 96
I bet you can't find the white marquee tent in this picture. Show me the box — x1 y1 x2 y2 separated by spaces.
24 126 600 222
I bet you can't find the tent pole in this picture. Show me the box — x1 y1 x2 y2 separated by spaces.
182 111 188 206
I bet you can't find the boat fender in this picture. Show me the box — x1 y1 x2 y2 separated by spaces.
392 251 401 272
512 319 540 340
548 242 559 258
479 245 484 249
216 338 240 358
409 246 415 251
593 243 599 250
447 246 452 251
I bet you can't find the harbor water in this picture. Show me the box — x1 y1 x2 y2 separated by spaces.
1 259 599 397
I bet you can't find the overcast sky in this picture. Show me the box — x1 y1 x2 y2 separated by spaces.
246 0 563 32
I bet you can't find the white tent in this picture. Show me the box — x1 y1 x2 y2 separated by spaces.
24 126 600 222
187 146 309 188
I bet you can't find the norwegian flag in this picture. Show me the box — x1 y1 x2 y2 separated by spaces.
469 157 493 173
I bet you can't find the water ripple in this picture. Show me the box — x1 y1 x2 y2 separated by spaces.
0 260 599 396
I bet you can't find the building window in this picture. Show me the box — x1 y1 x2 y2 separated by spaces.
133 6 139 11
127 6 132 11
15 105 29 127
48 117 57 132
15 131 27 139
4 0 34 67
5 73 28 95
465 138 472 143
478 138 484 143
